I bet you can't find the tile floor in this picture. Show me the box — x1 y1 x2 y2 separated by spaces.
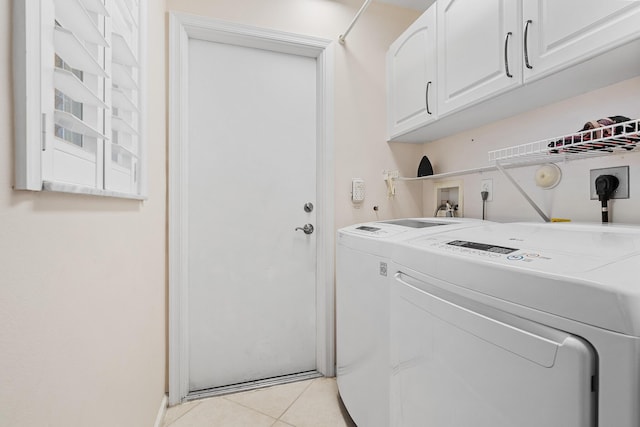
163 377 357 427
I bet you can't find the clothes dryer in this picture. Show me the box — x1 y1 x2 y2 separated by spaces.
336 218 487 427
390 222 640 427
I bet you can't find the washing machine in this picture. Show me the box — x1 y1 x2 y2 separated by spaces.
389 221 640 427
336 218 487 427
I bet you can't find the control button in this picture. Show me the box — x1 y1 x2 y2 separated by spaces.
525 253 540 258
507 255 524 261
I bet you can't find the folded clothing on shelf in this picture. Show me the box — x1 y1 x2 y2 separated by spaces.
548 115 640 153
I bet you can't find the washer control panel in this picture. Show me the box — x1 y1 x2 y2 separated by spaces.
447 240 517 255
414 237 551 262
348 225 405 238
356 225 382 233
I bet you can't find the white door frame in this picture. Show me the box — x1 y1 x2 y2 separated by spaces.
168 12 335 406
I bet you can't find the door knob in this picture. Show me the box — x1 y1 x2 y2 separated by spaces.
295 224 314 235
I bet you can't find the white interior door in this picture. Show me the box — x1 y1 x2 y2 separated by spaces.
186 38 318 392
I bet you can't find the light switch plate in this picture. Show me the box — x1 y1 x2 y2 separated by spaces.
352 178 365 202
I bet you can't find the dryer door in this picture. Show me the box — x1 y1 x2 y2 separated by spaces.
391 271 596 427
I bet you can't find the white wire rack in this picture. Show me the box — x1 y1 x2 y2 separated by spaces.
397 119 640 182
488 119 640 166
393 118 640 222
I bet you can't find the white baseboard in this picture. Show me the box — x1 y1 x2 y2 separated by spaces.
153 394 168 427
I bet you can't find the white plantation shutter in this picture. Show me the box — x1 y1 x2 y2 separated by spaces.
13 0 146 198
106 0 141 194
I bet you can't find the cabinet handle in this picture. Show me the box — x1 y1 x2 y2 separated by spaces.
504 32 513 78
524 20 533 69
426 81 432 115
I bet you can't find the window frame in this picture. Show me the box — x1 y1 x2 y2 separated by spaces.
13 0 148 200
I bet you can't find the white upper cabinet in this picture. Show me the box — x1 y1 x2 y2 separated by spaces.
522 0 640 82
437 0 522 116
386 0 640 143
387 6 437 139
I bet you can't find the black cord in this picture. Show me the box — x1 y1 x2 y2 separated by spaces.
595 175 619 223
481 191 489 220
601 199 609 223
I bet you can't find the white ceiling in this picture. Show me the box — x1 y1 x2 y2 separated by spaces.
375 0 435 12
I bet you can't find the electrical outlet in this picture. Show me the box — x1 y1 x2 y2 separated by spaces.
481 179 493 201
590 166 629 200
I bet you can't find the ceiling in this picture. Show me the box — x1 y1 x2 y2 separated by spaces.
375 0 435 12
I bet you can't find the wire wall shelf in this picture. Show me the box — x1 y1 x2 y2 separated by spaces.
488 119 640 166
391 119 640 222
394 119 640 182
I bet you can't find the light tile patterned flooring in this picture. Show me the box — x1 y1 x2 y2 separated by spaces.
163 378 356 427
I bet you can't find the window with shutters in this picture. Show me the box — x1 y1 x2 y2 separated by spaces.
13 0 147 199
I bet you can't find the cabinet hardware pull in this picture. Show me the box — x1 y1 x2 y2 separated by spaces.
426 81 432 115
504 32 513 78
524 20 533 69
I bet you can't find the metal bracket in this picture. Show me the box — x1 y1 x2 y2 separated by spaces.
495 162 550 222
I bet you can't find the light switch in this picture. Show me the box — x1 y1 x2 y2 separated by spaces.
352 178 365 203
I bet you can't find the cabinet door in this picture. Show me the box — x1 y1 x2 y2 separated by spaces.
387 6 436 139
437 0 522 116
523 0 640 82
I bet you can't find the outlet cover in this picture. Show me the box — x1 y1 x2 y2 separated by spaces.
481 179 493 202
590 166 629 200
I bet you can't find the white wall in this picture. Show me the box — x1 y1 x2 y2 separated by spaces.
1 1 422 425
165 0 425 230
0 1 167 426
422 77 640 224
